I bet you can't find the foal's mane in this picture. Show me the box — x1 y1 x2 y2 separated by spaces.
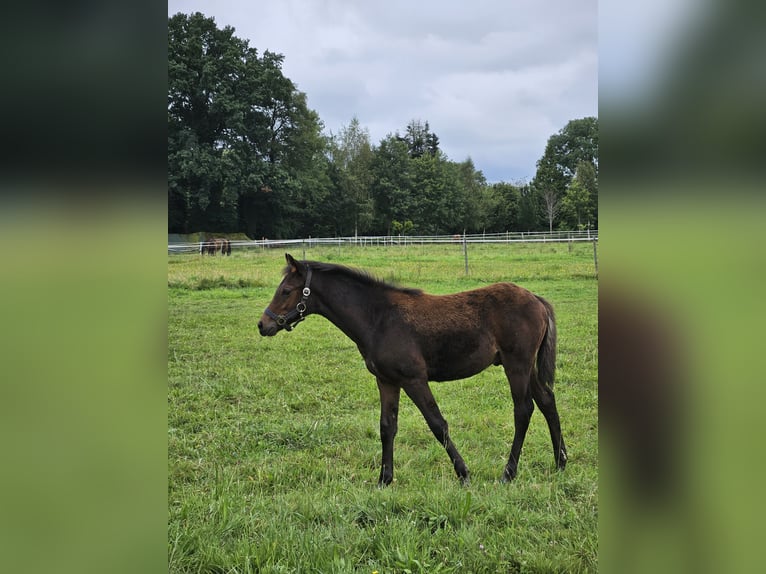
284 260 423 295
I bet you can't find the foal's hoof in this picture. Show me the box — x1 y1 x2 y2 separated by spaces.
459 473 471 487
501 467 517 483
377 472 393 488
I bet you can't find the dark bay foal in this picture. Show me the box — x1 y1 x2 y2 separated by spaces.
258 254 567 485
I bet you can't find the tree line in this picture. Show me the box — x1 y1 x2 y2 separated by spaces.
169 12 598 239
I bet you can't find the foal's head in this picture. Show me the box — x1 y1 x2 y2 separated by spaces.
258 254 311 336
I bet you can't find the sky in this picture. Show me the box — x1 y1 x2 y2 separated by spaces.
598 0 701 109
168 0 597 183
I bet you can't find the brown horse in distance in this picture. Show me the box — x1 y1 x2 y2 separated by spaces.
200 238 231 255
258 254 567 486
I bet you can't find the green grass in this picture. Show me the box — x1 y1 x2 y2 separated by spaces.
169 242 597 573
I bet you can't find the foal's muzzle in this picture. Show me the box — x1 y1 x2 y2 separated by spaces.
257 317 277 336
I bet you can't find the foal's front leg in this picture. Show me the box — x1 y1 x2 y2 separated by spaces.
376 379 400 486
403 381 470 485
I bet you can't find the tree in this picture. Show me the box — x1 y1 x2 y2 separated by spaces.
234 50 328 238
560 160 597 229
482 182 522 232
391 220 414 235
518 183 542 231
370 121 490 235
409 151 452 234
370 135 413 234
168 12 249 233
400 119 440 158
531 117 598 230
541 188 562 233
536 117 598 181
328 117 374 236
451 158 487 233
168 12 328 237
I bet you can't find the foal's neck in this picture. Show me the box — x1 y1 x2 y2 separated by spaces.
313 273 384 349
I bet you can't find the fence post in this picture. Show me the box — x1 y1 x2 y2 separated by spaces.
463 230 469 275
593 239 598 276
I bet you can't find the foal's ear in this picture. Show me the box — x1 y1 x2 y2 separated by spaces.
285 253 303 275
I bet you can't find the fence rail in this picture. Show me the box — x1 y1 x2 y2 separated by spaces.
169 230 598 254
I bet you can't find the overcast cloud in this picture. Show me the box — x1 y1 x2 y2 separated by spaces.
168 0 597 183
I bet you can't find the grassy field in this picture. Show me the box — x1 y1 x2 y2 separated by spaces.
168 242 598 573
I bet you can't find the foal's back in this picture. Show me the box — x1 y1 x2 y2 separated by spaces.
379 282 548 382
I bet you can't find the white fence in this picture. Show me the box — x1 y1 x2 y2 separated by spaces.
168 230 598 255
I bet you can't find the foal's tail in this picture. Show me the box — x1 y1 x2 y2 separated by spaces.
535 296 557 387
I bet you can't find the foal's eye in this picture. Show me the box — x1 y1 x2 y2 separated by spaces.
281 288 292 296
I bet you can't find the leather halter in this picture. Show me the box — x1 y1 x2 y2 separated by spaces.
263 266 313 331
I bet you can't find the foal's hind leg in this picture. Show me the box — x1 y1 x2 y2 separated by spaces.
501 358 535 482
403 381 470 484
531 379 567 470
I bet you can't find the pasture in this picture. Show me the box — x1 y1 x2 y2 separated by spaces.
168 242 598 572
